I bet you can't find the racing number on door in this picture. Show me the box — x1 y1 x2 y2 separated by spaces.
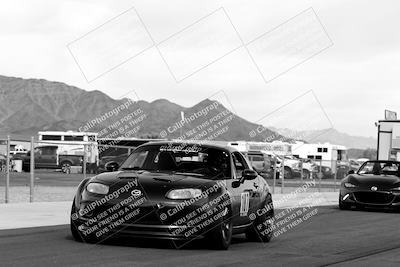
231 151 259 223
240 191 250 216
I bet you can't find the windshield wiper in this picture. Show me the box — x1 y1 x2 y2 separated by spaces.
174 171 205 177
121 167 144 171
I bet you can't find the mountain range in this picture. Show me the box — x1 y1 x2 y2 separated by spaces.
0 75 281 142
271 128 376 149
0 75 376 149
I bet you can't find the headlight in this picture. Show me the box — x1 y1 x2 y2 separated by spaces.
86 183 109 194
344 182 357 188
166 189 202 200
391 187 400 191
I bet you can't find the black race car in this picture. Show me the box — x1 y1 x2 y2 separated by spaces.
70 141 274 250
339 160 400 210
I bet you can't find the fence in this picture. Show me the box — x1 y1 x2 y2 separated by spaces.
0 135 144 203
0 136 355 203
252 157 352 194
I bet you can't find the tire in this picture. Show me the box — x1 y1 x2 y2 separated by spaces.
246 201 274 243
22 165 30 172
70 201 83 242
70 218 83 242
302 169 310 179
207 207 232 250
70 201 97 243
61 161 72 174
283 166 293 179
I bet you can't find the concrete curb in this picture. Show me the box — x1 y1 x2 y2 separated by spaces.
0 202 71 230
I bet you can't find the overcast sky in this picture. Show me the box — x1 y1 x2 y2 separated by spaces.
1 0 399 138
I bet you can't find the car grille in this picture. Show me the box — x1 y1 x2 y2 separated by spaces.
82 204 163 225
134 207 162 224
354 192 394 205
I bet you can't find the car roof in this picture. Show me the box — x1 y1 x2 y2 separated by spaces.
364 160 400 164
138 140 239 153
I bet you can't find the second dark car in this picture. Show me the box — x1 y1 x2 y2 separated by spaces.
339 160 400 210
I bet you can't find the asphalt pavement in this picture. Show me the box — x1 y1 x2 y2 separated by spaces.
1 206 399 267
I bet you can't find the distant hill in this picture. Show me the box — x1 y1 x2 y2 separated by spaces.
271 127 376 149
1 75 374 148
0 75 283 142
347 148 377 160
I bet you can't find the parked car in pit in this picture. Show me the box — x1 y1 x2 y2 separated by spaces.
349 159 361 171
247 151 274 179
22 145 83 173
96 153 129 173
339 160 400 210
312 165 334 179
246 152 316 180
0 154 7 172
70 141 275 250
276 156 315 179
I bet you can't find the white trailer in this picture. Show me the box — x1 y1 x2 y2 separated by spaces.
291 141 348 169
227 141 292 156
38 131 99 165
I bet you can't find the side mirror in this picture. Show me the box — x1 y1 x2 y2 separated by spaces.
243 169 258 180
232 169 258 188
105 161 119 172
232 180 241 188
348 170 355 175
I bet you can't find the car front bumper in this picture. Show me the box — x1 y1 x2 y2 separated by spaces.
75 218 206 241
72 196 230 241
340 189 400 209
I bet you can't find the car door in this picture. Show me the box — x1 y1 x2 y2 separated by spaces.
227 151 260 226
33 147 45 168
39 146 58 168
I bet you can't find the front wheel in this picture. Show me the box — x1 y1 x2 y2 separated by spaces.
70 201 97 243
207 208 232 250
246 201 274 242
70 201 83 242
61 161 72 174
22 164 30 172
302 169 310 179
283 166 293 179
70 218 83 242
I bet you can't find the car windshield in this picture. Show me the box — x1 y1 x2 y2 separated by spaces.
357 161 400 177
120 144 231 179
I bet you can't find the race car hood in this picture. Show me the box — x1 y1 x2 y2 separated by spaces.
347 174 400 189
88 170 223 202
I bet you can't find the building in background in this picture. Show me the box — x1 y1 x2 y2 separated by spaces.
377 120 400 161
